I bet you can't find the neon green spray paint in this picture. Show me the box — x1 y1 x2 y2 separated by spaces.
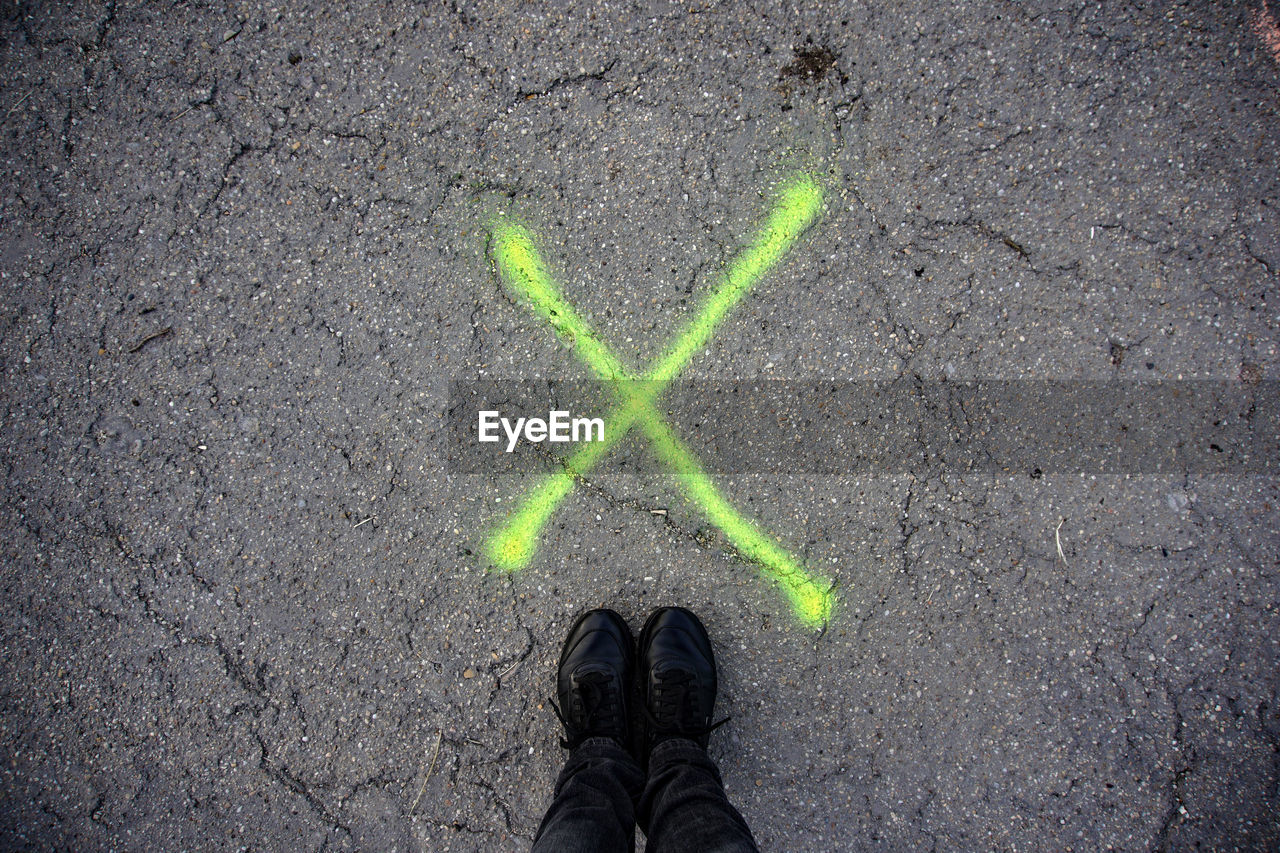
485 175 834 629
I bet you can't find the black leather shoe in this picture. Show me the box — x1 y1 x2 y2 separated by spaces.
638 607 728 752
552 609 635 751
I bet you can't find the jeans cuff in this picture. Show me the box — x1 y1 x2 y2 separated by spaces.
571 735 630 758
648 736 705 765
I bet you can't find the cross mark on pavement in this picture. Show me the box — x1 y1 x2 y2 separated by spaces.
485 175 834 629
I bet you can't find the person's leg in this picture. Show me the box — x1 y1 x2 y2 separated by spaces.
531 609 642 853
638 737 757 853
635 607 759 853
532 736 643 853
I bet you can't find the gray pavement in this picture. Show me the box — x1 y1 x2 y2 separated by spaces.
1 1 1277 850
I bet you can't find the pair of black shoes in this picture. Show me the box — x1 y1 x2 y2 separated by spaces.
552 607 726 761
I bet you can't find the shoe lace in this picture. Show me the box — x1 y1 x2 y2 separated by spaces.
644 669 729 742
549 670 624 750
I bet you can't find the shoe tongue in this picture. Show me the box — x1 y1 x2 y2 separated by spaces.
573 667 621 727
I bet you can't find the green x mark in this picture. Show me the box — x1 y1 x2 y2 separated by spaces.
484 174 834 629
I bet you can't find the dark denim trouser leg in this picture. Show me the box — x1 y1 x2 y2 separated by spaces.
531 737 643 853
637 738 759 853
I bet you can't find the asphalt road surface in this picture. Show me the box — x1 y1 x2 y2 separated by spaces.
2 1 1277 850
